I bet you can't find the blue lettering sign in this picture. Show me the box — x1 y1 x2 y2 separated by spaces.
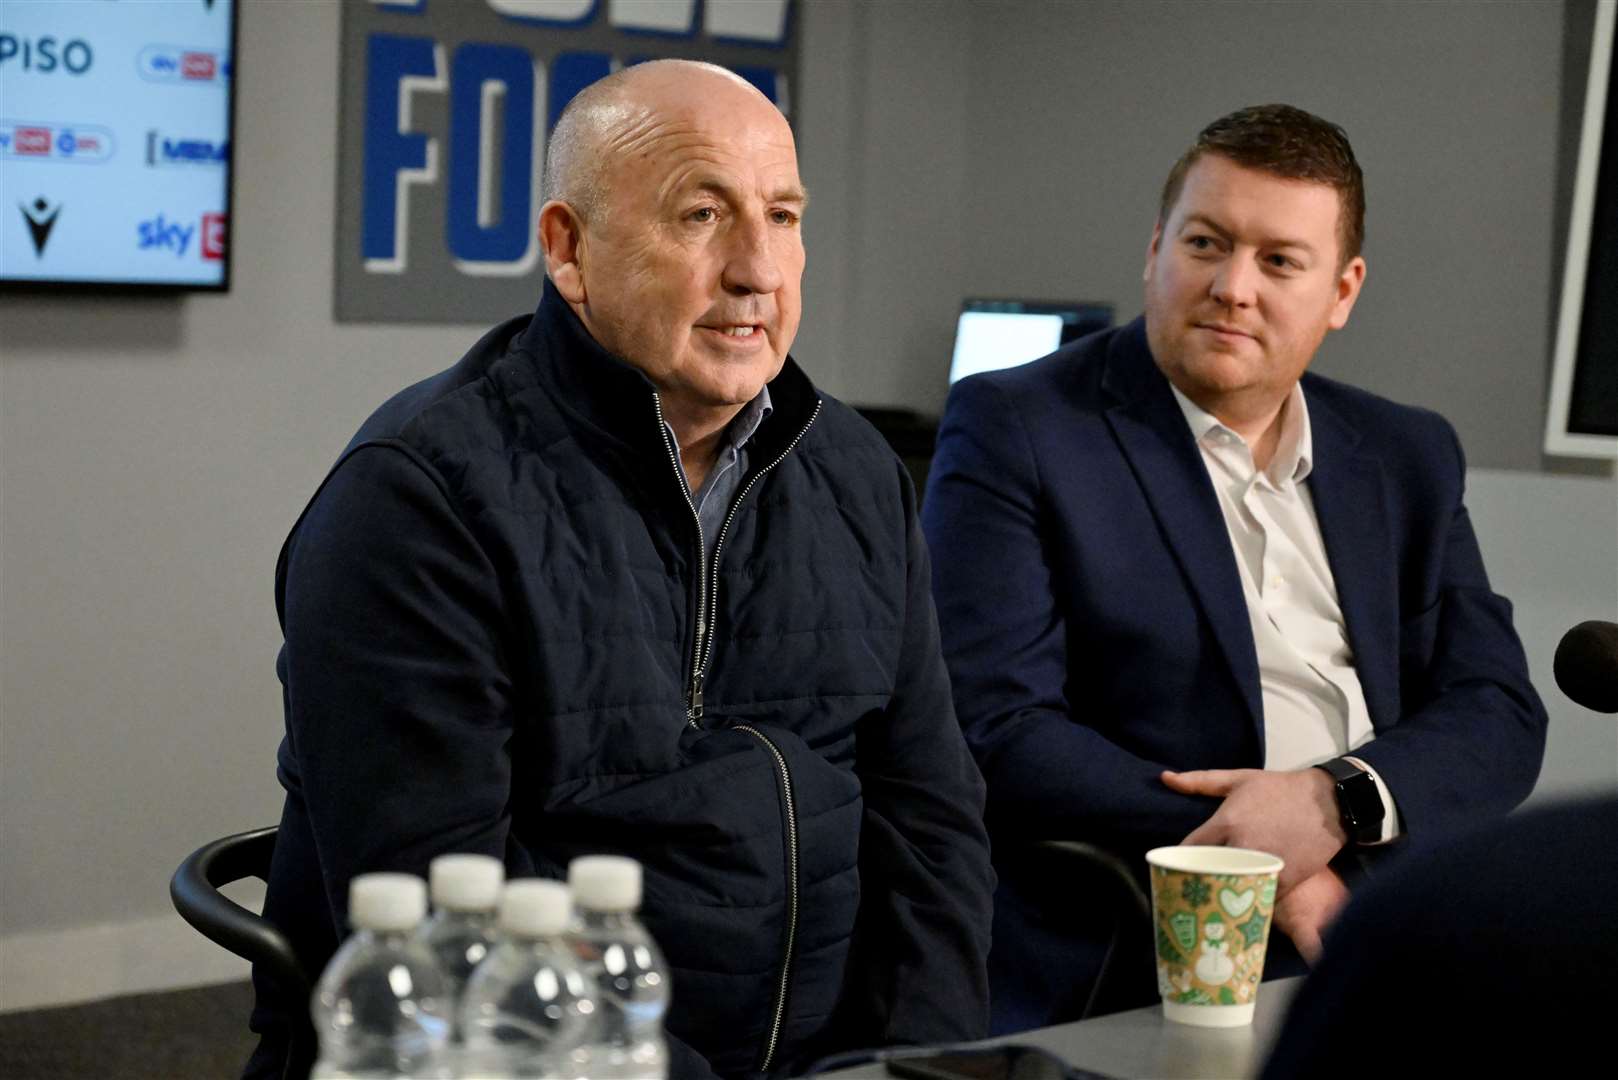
447 42 538 269
362 34 444 271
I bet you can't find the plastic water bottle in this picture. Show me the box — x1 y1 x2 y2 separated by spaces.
416 853 504 1044
311 873 453 1079
567 856 670 1079
459 879 600 1079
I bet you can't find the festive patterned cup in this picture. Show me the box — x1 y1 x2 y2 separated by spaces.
1145 846 1284 1027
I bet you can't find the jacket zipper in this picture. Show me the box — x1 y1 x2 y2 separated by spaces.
651 393 709 727
734 724 799 1073
656 393 822 1071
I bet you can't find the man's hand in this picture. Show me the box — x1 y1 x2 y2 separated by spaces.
1161 767 1347 890
1272 867 1351 965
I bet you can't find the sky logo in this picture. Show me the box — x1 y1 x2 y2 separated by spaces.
137 213 195 257
137 45 230 84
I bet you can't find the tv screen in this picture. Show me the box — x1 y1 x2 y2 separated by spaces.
948 298 1113 384
0 0 235 290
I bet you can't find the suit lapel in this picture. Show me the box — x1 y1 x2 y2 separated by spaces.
1101 326 1264 746
1304 385 1399 731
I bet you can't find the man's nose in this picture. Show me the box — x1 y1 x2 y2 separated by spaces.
721 215 785 295
1209 253 1259 308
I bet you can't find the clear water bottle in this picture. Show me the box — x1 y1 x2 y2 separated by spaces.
459 879 600 1079
567 856 670 1080
416 853 504 1042
311 873 452 1080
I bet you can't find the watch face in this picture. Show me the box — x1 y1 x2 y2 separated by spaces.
1340 770 1384 830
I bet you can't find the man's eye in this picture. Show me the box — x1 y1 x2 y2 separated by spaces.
1187 235 1214 250
769 209 799 226
689 207 718 223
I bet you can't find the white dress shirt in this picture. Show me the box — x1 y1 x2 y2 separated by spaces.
1172 383 1401 843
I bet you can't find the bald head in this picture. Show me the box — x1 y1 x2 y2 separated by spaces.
535 57 805 453
543 60 781 224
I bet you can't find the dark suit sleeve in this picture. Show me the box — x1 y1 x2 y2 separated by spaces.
1343 421 1547 837
836 459 997 1052
922 376 1217 852
278 442 539 921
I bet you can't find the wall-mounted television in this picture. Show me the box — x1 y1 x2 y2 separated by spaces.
0 0 235 290
1545 0 1617 458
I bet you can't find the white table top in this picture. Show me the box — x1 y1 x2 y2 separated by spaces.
818 976 1302 1079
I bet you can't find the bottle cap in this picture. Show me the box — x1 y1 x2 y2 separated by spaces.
566 855 642 912
428 854 505 912
348 873 427 932
499 879 573 938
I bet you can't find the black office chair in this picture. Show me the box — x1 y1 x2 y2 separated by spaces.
170 826 309 998
1007 839 1155 1021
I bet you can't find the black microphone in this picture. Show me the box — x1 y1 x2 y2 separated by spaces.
1553 620 1618 713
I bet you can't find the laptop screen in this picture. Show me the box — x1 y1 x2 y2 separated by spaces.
948 299 1114 384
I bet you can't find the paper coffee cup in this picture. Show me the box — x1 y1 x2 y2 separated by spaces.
1145 846 1283 1027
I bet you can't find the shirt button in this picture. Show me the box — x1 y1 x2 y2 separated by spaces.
1270 576 1284 589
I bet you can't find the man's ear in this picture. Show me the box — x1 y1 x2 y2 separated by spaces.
539 200 587 304
1328 255 1367 331
1143 220 1163 282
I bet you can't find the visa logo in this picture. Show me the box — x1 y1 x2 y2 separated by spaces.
137 213 194 256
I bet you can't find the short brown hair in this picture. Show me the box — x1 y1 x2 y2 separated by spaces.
1157 104 1365 266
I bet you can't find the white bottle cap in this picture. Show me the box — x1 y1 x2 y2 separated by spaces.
566 855 642 912
348 873 427 933
499 879 573 938
428 854 505 912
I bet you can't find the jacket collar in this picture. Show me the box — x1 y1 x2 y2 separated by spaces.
1099 317 1266 748
511 279 821 466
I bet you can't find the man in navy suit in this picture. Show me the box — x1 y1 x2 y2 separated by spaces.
923 104 1547 1032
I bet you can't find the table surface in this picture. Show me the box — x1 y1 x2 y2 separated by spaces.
820 976 1302 1080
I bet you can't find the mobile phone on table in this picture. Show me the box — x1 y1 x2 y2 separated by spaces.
884 1045 1117 1080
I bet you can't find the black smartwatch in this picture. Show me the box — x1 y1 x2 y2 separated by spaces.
1315 757 1385 845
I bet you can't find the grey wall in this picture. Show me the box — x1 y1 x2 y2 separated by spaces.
0 0 1613 981
952 0 1576 475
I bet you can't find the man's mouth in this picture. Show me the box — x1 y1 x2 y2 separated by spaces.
1196 322 1256 341
701 323 764 338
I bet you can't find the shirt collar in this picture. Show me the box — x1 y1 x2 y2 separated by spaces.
727 384 774 450
1170 381 1314 484
664 384 774 460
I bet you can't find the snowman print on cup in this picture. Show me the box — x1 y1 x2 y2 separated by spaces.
1194 910 1235 986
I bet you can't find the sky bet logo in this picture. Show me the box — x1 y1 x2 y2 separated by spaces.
138 212 226 259
0 121 115 163
137 45 229 84
0 35 94 75
146 131 227 167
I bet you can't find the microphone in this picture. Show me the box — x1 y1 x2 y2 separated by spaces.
1553 621 1618 714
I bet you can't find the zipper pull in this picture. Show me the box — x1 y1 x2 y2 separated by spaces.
688 671 705 723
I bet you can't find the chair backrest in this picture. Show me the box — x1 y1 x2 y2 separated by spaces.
170 826 311 999
1010 839 1155 1021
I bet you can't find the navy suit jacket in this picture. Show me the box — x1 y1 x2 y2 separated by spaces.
923 317 1547 1026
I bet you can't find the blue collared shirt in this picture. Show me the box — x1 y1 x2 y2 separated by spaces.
667 386 773 563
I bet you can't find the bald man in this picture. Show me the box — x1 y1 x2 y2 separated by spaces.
249 62 994 1079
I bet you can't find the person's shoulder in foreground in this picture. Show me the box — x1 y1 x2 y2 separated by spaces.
1262 792 1618 1078
924 102 1545 1033
250 58 993 1080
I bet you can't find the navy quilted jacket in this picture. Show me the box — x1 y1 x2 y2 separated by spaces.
248 283 995 1079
